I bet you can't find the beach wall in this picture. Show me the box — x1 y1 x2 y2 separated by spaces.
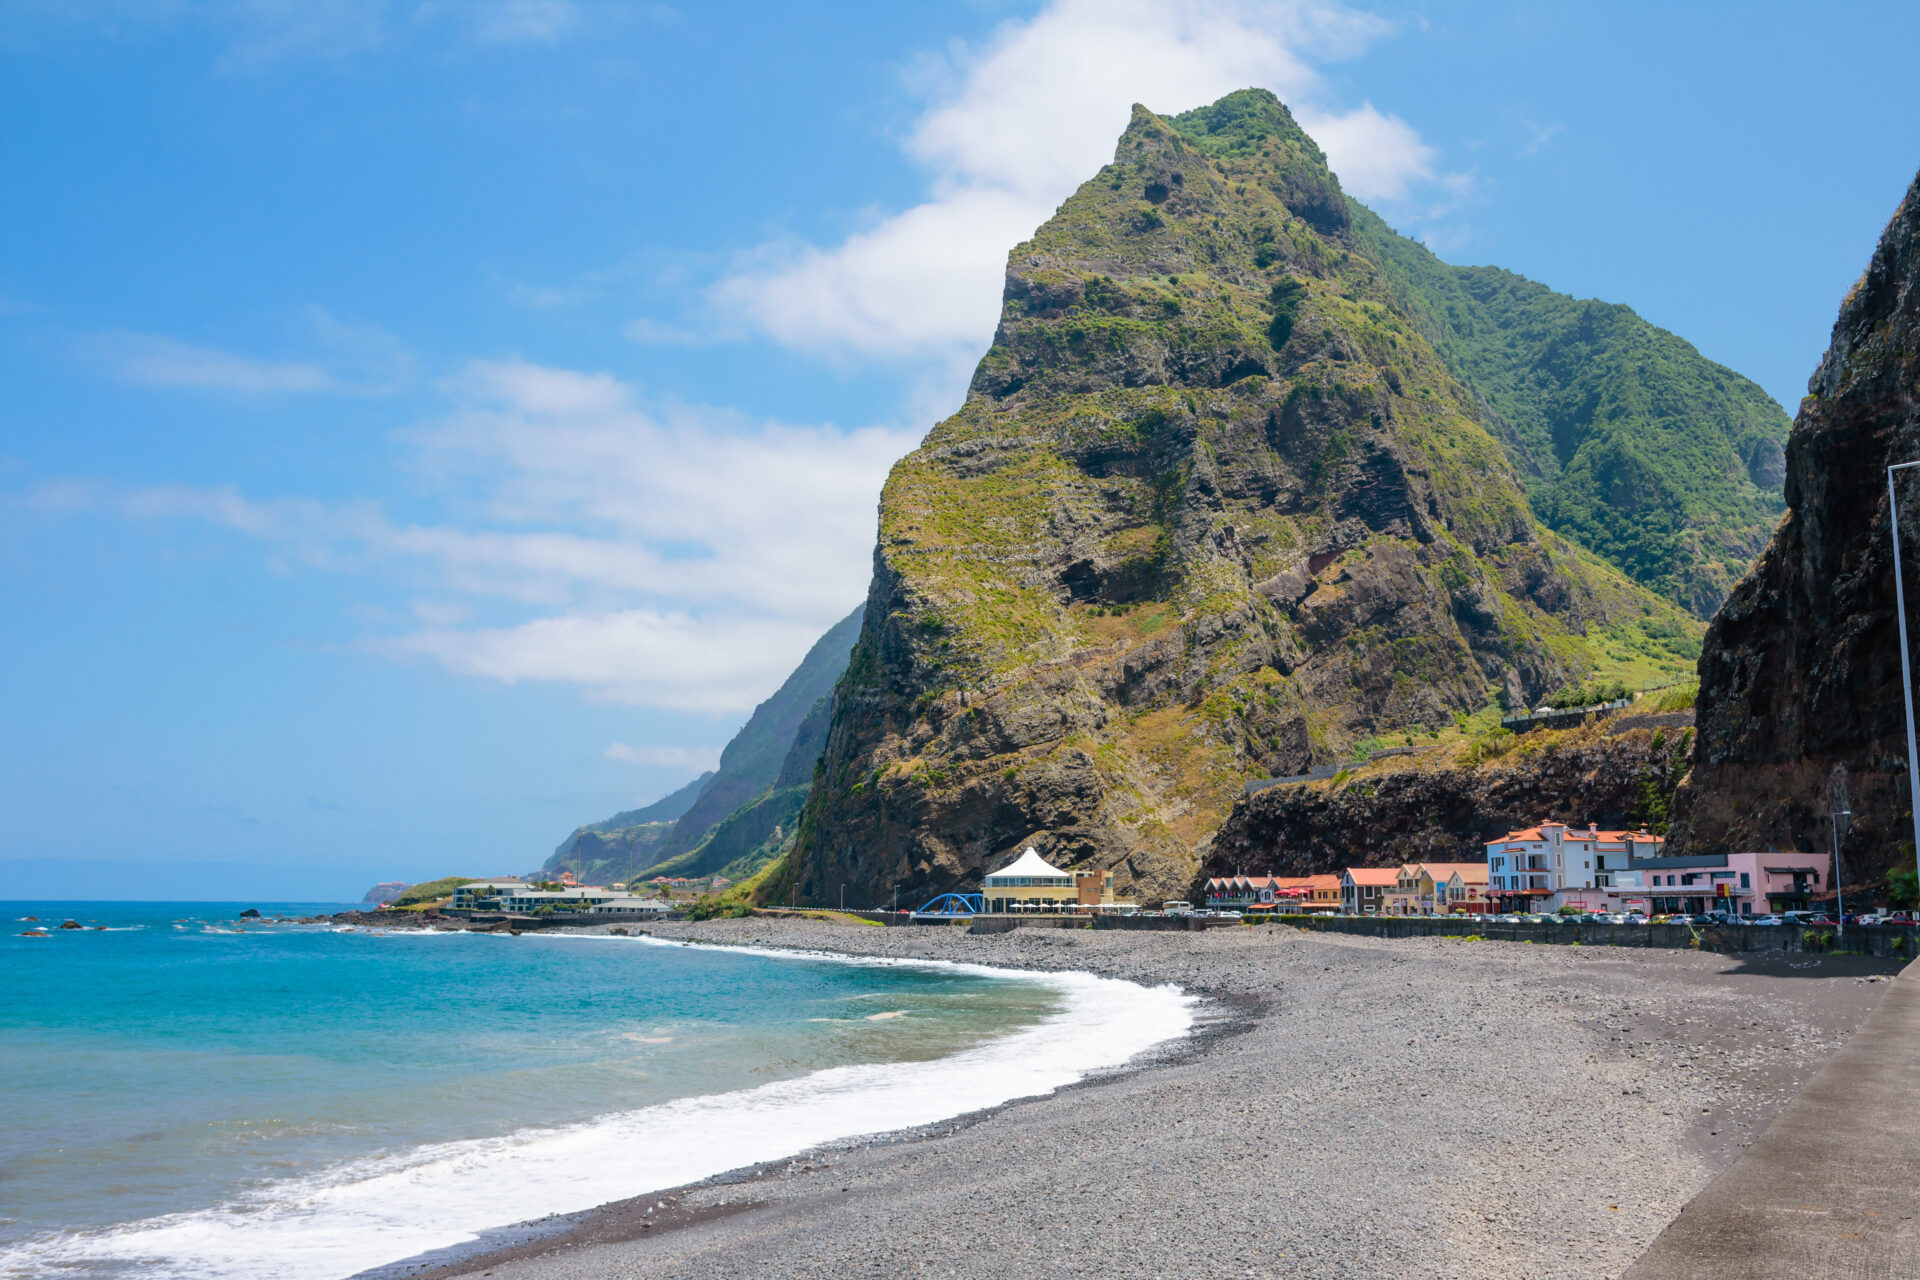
1283 914 1919 959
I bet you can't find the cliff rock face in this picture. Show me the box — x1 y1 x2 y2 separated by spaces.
1204 720 1691 883
784 90 1699 909
1671 170 1920 882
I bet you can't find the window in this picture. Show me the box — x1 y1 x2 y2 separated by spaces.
1740 872 1750 888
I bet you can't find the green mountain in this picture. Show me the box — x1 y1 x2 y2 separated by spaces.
777 88 1714 910
545 605 863 885
1350 204 1789 615
576 772 711 834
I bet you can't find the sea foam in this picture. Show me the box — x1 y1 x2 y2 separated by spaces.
0 940 1193 1280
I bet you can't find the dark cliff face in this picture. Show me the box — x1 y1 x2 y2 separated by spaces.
1202 719 1691 883
1671 170 1920 883
781 89 1700 912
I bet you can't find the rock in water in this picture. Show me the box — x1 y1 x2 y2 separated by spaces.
239 908 262 919
788 89 1702 909
1672 168 1920 882
59 920 82 930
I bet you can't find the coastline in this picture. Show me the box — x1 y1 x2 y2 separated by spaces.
382 918 1903 1280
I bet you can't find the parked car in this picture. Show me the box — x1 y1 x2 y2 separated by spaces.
1884 912 1919 926
1750 914 1785 926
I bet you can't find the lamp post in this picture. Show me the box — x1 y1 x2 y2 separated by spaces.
1830 810 1851 936
1888 462 1920 903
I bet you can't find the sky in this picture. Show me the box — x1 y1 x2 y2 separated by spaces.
3 0 1918 899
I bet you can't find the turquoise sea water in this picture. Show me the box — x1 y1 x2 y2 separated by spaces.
0 903 1193 1280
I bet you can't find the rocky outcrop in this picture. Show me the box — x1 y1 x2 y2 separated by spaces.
1671 170 1920 884
1203 719 1690 883
781 90 1702 911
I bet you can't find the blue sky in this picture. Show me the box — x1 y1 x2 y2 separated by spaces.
3 0 1917 899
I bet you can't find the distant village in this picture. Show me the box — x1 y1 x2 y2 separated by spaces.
386 821 1855 926
1204 821 1837 921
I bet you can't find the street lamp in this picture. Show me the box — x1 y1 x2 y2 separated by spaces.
1830 810 1851 936
1888 463 1920 909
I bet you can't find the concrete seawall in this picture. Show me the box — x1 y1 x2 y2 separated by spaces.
1283 913 1919 959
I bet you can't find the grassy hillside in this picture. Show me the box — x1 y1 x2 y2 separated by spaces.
1348 203 1789 614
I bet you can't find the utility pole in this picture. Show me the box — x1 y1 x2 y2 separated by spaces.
1887 462 1920 902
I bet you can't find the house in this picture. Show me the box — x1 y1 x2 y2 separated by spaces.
1484 823 1663 913
983 848 1077 912
1205 875 1285 909
1341 867 1399 915
1382 863 1491 915
1273 874 1342 912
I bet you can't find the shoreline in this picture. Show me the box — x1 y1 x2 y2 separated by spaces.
376 918 1902 1280
355 925 1238 1280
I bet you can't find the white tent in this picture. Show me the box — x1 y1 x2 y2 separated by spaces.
984 848 1072 884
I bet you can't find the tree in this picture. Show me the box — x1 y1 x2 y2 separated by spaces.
1890 865 1919 910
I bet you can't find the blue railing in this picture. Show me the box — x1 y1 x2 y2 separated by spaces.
911 892 985 919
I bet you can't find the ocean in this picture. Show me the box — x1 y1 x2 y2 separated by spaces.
0 903 1192 1279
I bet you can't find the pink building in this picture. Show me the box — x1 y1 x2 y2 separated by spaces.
1619 850 1830 916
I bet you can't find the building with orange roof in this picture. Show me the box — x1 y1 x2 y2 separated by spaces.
1486 821 1664 912
1340 866 1399 915
1272 874 1341 912
1206 873 1343 913
1381 862 1493 915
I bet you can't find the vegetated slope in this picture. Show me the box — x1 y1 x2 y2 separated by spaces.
633 693 839 886
545 772 712 881
776 89 1702 913
1352 206 1790 616
1671 167 1920 887
547 607 864 887
648 605 865 863
1202 715 1691 887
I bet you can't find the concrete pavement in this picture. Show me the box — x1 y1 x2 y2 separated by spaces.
1624 959 1919 1280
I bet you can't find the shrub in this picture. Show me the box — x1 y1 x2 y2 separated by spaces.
686 895 752 922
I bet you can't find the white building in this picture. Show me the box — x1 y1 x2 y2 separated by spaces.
588 898 673 916
1485 823 1663 912
454 881 658 914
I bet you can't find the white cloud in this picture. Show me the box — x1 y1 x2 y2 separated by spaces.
39 359 910 713
604 742 724 770
622 317 707 346
84 312 411 396
90 332 336 393
470 0 578 44
1295 101 1434 202
219 0 388 72
713 0 1454 369
396 610 821 712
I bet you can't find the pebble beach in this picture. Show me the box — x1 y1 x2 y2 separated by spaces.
411 919 1901 1280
